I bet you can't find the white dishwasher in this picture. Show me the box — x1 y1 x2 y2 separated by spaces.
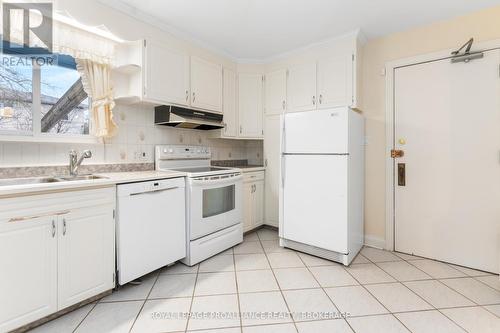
116 177 186 285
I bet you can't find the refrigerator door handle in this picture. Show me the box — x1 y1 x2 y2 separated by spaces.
281 115 286 153
281 154 286 188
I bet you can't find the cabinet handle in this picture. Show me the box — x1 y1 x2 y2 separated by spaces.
240 125 242 134
319 94 323 104
282 100 286 110
265 159 268 167
62 218 67 236
192 92 196 102
312 95 316 105
51 220 56 238
185 90 189 101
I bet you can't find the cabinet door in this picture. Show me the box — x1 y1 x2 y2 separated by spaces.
58 205 114 309
238 73 264 138
287 62 317 112
242 183 254 232
264 115 281 228
317 54 353 108
0 216 57 332
191 56 223 112
222 68 237 137
265 69 287 115
144 40 190 106
253 181 265 228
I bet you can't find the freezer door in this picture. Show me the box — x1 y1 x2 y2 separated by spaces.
283 107 348 154
282 155 348 253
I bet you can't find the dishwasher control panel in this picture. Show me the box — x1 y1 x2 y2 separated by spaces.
117 177 185 197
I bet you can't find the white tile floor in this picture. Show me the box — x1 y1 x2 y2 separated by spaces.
29 228 500 333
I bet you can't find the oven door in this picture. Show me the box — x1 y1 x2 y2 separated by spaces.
188 174 243 240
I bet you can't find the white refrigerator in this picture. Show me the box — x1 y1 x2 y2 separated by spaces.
279 107 364 265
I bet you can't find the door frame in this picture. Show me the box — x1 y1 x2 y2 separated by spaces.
384 38 500 251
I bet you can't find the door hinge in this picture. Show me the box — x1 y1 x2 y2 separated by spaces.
113 209 115 219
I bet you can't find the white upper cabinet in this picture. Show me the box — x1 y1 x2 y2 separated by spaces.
238 73 264 138
222 68 237 137
317 54 353 109
264 69 287 115
287 62 317 112
190 56 223 112
144 40 190 106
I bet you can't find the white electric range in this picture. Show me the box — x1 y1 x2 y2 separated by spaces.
155 145 243 265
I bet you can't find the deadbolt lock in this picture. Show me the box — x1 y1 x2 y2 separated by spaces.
391 149 404 158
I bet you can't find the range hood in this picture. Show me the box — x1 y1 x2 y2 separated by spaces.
154 105 224 130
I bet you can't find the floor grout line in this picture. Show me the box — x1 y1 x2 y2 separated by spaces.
231 246 244 333
71 301 99 333
368 249 472 333
184 263 200 332
257 231 300 333
294 248 358 333
340 252 416 333
127 270 162 333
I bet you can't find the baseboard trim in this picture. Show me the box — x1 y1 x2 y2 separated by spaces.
364 234 386 249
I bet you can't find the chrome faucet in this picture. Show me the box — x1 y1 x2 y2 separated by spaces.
69 150 92 176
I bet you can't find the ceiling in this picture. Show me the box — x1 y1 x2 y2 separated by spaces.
103 0 500 62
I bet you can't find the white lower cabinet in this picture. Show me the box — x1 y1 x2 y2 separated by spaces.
243 172 265 232
58 206 115 309
0 187 115 332
0 216 57 332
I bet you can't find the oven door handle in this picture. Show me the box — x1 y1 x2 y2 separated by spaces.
189 174 242 186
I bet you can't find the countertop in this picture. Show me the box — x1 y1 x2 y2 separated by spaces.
234 165 266 173
0 170 187 197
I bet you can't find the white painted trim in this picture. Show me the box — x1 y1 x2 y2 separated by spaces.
364 234 385 249
384 37 500 251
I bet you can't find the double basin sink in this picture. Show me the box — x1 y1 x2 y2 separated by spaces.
0 175 108 187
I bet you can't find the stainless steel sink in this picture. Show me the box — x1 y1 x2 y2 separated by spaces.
55 175 108 181
0 177 62 186
0 175 108 187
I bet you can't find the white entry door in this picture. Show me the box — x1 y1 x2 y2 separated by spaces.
394 49 500 273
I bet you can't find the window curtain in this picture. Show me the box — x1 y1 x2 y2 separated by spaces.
6 10 119 138
76 59 118 138
53 17 119 139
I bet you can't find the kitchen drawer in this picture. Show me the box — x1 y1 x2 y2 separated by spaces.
243 171 265 183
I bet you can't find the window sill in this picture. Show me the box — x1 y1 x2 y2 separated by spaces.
0 134 100 144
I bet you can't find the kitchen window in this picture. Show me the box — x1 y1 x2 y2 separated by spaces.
0 51 92 142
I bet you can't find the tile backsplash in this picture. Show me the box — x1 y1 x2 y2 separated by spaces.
0 104 263 167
